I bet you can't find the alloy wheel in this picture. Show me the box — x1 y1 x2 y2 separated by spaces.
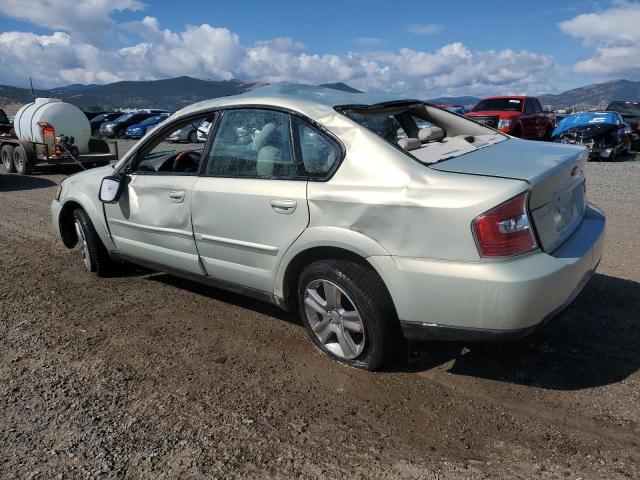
303 279 366 359
74 219 92 271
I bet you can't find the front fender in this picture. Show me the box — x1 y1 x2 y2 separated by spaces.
62 191 115 251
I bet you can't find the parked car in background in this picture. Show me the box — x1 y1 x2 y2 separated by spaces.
51 84 604 370
84 111 111 121
90 112 121 136
99 112 158 138
551 111 632 160
466 96 554 140
196 119 212 142
0 108 13 135
438 104 469 115
167 119 205 143
124 113 171 139
605 100 640 149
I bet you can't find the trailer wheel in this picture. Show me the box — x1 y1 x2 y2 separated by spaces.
13 145 34 175
1 144 15 173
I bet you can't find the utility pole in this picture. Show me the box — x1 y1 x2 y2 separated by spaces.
29 77 35 101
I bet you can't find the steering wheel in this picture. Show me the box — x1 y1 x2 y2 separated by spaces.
172 150 196 172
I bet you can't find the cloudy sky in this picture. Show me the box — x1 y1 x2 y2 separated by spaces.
0 0 639 97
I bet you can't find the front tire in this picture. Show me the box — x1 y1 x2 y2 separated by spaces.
72 209 113 276
1 144 15 173
297 259 400 371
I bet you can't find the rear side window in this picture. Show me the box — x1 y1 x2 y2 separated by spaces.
294 118 341 178
533 99 543 113
206 109 299 179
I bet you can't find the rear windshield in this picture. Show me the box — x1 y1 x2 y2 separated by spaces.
344 111 407 143
472 98 523 112
139 114 168 126
114 114 134 122
606 101 640 116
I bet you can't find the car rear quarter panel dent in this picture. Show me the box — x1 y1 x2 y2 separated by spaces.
304 123 529 262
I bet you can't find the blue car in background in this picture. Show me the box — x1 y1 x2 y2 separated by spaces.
124 113 171 139
551 111 633 160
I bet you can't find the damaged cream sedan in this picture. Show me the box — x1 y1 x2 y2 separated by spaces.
51 84 605 370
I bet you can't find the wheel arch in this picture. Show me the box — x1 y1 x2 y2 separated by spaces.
58 193 115 251
276 228 394 313
58 200 83 247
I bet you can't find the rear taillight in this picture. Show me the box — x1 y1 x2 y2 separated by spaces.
472 192 537 258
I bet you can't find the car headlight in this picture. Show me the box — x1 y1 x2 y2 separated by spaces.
498 119 511 129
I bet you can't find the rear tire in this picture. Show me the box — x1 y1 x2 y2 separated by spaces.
1 144 15 173
297 259 401 371
13 145 33 175
511 126 522 138
72 208 113 276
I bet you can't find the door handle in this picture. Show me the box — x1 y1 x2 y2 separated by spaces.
270 199 297 214
169 190 185 203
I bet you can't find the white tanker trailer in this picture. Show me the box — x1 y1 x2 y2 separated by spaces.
1 98 117 175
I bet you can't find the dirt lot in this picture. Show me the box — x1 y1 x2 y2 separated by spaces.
1 149 639 479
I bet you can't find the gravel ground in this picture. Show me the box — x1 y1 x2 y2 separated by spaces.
1 149 639 479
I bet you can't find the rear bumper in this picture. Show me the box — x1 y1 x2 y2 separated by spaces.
368 203 605 341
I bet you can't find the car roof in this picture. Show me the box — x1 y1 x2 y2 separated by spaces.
174 83 419 122
479 96 529 100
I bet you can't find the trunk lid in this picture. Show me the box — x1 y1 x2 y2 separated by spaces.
431 138 589 252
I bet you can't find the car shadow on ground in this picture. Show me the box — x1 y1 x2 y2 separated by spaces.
399 273 640 390
140 270 638 391
148 273 293 323
0 174 56 191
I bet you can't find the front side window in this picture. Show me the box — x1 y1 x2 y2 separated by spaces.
205 109 299 179
294 118 341 177
132 113 214 174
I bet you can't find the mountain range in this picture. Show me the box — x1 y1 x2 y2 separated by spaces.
0 76 639 113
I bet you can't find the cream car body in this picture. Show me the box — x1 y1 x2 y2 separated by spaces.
52 84 605 369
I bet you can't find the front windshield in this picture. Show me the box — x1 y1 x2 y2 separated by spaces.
472 98 523 112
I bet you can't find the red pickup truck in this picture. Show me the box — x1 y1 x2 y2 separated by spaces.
466 96 554 140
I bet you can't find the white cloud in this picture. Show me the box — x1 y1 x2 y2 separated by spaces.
0 9 560 98
559 1 640 76
406 23 444 35
0 0 145 43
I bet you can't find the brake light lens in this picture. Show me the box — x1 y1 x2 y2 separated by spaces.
473 192 537 257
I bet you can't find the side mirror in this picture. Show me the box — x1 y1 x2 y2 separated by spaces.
99 175 124 203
